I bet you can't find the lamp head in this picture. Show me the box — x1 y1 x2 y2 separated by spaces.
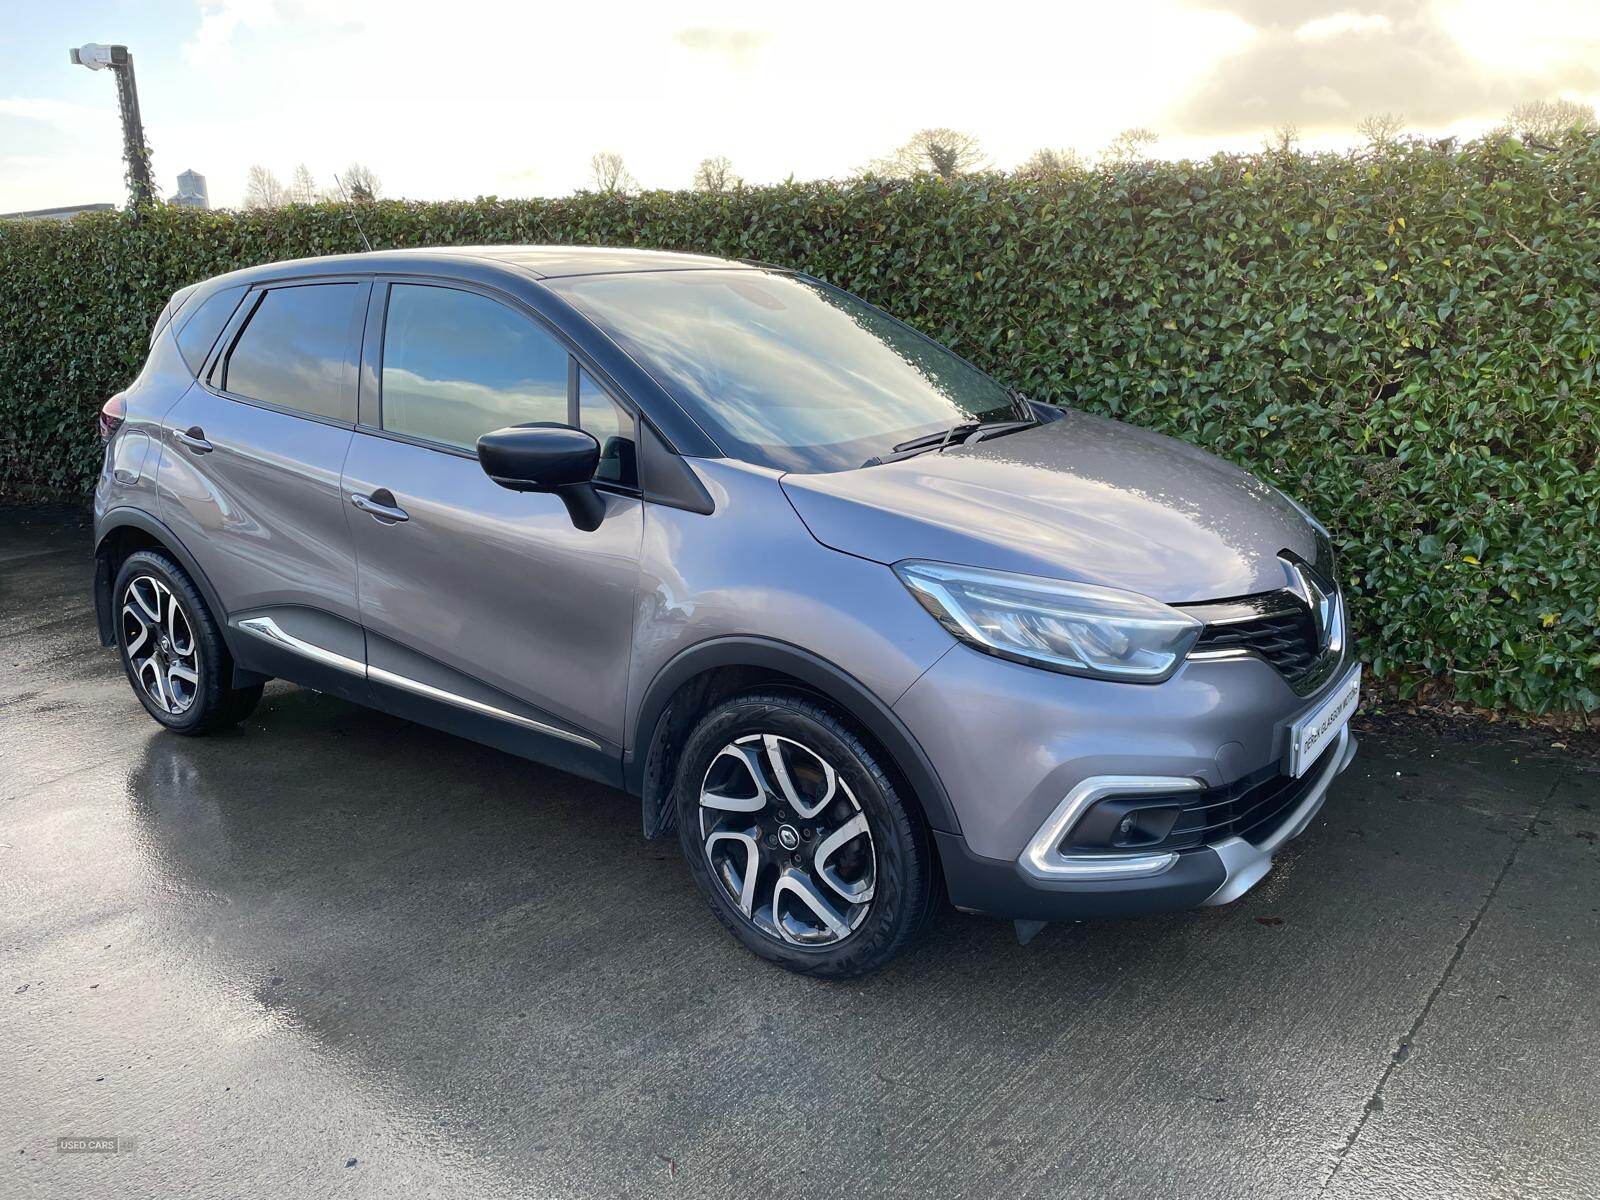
70 44 127 71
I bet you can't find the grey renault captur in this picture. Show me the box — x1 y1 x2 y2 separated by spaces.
93 245 1359 977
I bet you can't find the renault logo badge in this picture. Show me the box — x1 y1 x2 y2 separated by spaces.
1283 557 1338 650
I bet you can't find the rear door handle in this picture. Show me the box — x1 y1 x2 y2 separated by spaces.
175 426 212 454
351 490 409 523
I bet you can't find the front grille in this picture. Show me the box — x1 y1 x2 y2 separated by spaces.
1193 603 1323 685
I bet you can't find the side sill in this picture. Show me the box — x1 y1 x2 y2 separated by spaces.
232 620 611 771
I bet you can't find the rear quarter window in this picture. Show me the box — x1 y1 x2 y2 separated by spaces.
174 285 246 375
150 289 193 347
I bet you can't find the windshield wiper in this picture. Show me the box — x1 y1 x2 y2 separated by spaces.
859 422 980 468
862 418 1038 468
895 422 985 455
965 418 1037 445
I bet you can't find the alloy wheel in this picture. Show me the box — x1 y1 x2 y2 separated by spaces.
121 574 201 715
697 733 877 945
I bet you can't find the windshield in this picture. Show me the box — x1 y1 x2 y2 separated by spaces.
547 269 1019 472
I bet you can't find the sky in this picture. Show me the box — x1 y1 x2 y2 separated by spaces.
2 0 1598 211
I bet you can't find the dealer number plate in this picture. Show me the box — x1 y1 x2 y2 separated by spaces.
1287 665 1360 777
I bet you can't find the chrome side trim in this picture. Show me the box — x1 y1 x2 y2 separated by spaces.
233 615 602 753
366 665 602 751
1019 775 1203 882
1201 726 1356 906
235 616 365 676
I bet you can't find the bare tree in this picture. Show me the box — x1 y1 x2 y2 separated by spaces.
870 128 988 180
1263 122 1300 155
289 163 320 204
1357 113 1406 152
1503 98 1598 144
589 151 637 194
1016 146 1087 178
1100 127 1158 165
341 163 381 202
693 155 740 192
243 165 287 209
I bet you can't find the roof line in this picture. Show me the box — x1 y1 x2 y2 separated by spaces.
536 264 762 281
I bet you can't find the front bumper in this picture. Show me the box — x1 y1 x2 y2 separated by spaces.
1204 726 1357 905
892 635 1361 922
935 727 1357 921
934 729 1356 928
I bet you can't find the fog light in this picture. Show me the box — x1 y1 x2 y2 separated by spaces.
1066 796 1183 851
1113 806 1181 847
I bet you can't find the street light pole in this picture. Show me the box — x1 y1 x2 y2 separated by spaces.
69 43 155 207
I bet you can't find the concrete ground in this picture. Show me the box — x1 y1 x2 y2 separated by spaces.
3 506 1596 1200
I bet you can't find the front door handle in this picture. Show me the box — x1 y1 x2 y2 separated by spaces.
175 426 212 454
351 490 409 523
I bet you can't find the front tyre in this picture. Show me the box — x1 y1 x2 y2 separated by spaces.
113 549 262 735
675 692 935 978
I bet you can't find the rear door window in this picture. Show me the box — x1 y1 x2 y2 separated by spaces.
221 283 361 422
380 284 569 452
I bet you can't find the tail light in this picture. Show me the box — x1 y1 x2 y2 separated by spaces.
98 393 127 443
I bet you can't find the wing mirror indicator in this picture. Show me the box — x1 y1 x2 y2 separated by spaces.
476 423 605 531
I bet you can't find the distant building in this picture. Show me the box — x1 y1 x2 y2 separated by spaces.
169 169 209 208
0 203 116 222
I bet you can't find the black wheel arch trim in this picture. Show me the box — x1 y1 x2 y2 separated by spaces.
93 507 249 671
628 636 961 837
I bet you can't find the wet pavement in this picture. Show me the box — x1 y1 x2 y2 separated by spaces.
3 506 1597 1200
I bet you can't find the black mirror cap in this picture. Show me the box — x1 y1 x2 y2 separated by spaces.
477 423 600 493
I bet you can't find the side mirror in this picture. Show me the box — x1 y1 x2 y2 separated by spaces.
477 423 605 530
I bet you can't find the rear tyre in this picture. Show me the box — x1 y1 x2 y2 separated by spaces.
675 691 936 978
113 549 262 735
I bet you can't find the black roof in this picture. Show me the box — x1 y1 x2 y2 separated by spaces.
461 245 749 278
201 245 753 290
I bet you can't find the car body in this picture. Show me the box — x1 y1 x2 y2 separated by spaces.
93 245 1358 976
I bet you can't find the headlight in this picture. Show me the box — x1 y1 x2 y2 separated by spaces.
894 561 1203 683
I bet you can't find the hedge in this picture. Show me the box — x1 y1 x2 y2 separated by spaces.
2 136 1596 715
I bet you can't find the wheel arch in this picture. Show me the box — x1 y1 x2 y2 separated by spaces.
628 637 961 841
93 507 264 686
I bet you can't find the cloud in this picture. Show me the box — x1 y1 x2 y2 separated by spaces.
185 0 283 68
1295 11 1391 40
1175 0 1600 134
0 97 114 132
1300 84 1351 109
672 26 774 66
